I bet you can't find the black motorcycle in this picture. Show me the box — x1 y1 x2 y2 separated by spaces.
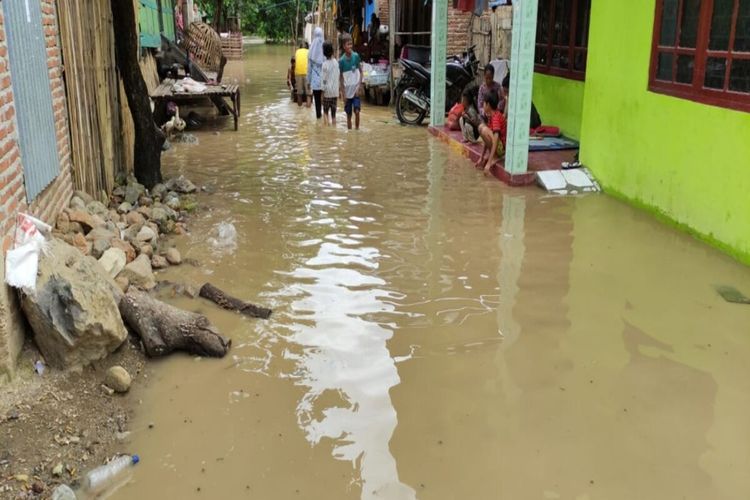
395 45 479 125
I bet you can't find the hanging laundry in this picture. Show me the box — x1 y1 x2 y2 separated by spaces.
457 0 475 12
473 0 488 15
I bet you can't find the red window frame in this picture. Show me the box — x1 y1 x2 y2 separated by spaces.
649 0 750 113
534 0 591 81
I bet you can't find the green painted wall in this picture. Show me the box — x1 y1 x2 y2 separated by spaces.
532 73 585 139
579 0 750 265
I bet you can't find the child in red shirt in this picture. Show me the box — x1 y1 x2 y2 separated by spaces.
445 101 465 131
476 89 506 174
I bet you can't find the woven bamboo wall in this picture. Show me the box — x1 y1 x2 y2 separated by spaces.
57 0 123 198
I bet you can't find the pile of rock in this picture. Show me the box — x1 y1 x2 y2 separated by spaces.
53 176 196 293
16 173 231 373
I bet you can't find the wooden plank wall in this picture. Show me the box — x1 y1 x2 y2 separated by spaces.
57 0 123 198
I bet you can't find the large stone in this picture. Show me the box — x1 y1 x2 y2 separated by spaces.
165 193 181 210
86 200 109 218
165 175 197 194
0 266 26 381
73 190 94 205
90 214 107 228
111 239 136 263
118 254 156 290
151 255 168 269
150 207 169 226
122 223 144 244
71 233 89 255
136 226 156 242
151 183 167 200
125 211 145 227
124 182 146 205
85 226 115 243
69 196 86 211
117 202 133 214
55 212 71 233
66 209 96 231
114 277 129 293
112 186 126 198
139 244 153 257
136 206 152 219
165 247 181 265
104 365 131 393
98 248 127 278
19 239 127 370
91 238 112 259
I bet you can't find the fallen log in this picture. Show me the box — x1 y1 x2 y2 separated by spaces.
199 283 273 319
119 289 231 357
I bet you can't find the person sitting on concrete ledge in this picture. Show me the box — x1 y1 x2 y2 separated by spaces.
459 88 481 143
501 72 542 129
476 89 507 174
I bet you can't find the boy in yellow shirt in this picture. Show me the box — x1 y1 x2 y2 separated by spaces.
294 42 310 107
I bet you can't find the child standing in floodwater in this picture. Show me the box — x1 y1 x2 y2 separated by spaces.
321 42 340 126
339 35 363 130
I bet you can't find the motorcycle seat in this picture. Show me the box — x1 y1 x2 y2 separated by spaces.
401 58 431 80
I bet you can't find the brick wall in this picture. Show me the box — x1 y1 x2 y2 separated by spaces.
377 0 472 55
447 7 473 56
0 0 74 381
378 0 389 27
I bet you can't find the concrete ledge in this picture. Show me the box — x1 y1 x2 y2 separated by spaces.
428 126 577 186
0 264 25 382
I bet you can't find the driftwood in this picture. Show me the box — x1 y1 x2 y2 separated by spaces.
199 283 273 319
119 289 231 357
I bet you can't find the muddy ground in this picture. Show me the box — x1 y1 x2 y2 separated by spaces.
0 336 146 499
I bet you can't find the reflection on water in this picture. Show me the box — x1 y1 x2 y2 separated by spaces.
112 45 750 500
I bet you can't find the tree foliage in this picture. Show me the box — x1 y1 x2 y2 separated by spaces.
195 0 308 42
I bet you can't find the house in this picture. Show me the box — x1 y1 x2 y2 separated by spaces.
0 0 182 380
0 0 75 380
532 0 750 264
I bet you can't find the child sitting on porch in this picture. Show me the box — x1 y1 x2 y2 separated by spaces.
478 64 502 123
459 88 481 143
501 72 542 129
476 89 506 174
446 100 464 131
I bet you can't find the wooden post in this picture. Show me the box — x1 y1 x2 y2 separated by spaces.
504 0 539 175
388 0 396 102
429 0 447 127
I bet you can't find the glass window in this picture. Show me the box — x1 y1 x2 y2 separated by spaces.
534 0 590 80
650 0 750 112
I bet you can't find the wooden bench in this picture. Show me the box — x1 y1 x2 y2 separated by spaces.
151 79 241 131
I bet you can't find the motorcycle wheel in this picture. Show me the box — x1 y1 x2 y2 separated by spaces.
396 87 427 125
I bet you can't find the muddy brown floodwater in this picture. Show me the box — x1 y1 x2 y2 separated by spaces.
112 45 750 500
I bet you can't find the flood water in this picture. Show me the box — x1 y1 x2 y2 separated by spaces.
113 45 750 500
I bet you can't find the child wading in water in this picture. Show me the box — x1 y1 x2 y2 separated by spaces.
476 89 507 174
287 57 297 101
339 35 363 130
321 42 340 125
